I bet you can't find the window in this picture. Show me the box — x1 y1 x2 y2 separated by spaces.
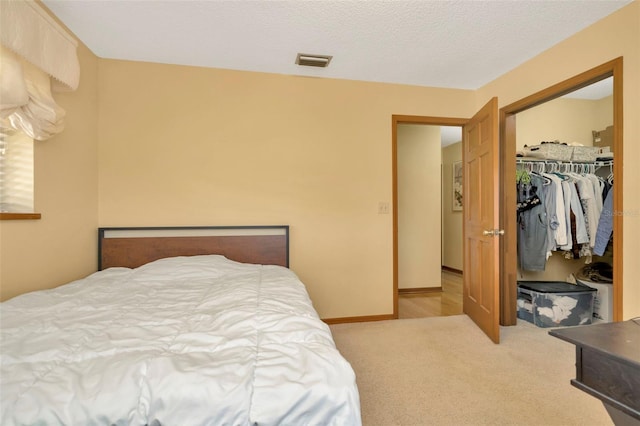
0 130 34 214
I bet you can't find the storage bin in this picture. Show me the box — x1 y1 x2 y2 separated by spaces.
571 146 601 162
576 278 613 323
516 281 596 327
524 144 573 161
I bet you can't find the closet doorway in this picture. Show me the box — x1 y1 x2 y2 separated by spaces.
500 58 623 324
392 116 467 319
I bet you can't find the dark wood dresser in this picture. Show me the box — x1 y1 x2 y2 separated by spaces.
550 320 640 425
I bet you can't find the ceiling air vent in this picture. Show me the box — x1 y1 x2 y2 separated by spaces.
295 53 332 68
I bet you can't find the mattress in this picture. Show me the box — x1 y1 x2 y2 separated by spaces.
0 255 361 425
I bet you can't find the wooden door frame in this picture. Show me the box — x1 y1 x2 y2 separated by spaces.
499 57 624 324
391 115 468 318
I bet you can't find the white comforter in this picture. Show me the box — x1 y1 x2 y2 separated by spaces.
0 256 361 425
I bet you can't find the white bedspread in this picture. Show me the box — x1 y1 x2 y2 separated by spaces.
0 256 361 425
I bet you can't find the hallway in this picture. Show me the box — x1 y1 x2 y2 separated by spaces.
398 270 462 319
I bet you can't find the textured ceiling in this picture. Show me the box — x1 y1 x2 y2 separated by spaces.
43 0 631 90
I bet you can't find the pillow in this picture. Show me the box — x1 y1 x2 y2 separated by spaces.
129 255 257 282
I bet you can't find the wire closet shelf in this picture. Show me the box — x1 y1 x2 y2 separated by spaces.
516 158 613 174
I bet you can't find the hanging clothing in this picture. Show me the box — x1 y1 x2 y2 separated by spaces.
543 173 567 247
533 172 558 259
516 160 613 270
517 175 548 271
560 180 589 249
573 174 599 248
593 188 614 256
587 174 604 213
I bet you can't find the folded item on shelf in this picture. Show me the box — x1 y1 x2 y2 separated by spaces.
576 262 613 283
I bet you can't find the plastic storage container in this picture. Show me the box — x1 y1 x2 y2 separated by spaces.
571 146 601 162
523 144 573 161
575 278 613 323
517 281 596 328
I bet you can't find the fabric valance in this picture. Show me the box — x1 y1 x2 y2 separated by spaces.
1 0 79 90
0 0 79 140
1 46 66 140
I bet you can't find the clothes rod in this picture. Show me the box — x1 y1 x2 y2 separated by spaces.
516 158 613 167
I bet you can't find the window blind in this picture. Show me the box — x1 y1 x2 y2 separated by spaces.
0 130 34 213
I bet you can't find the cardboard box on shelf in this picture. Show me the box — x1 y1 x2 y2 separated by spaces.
592 125 613 152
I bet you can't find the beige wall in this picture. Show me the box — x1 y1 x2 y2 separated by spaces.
0 41 99 301
441 142 463 271
397 124 442 289
594 95 614 132
97 60 474 319
516 96 613 150
478 1 640 319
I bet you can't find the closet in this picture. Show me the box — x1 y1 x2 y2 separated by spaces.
500 59 623 327
513 76 616 325
515 157 614 323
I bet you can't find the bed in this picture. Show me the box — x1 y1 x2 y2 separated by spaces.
0 226 361 425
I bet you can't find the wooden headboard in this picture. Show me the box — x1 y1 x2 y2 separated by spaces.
98 226 289 270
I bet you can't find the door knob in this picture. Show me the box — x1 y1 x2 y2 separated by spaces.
483 229 505 237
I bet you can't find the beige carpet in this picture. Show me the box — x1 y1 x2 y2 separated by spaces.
330 315 613 426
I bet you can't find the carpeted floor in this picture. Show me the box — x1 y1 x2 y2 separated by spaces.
330 315 613 426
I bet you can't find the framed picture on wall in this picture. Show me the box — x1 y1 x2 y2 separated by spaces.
452 161 462 211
